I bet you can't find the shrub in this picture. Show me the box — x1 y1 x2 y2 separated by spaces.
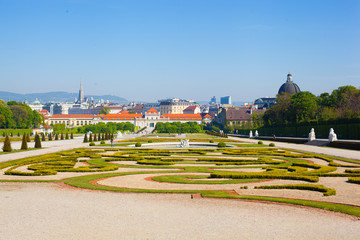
89 142 95 146
41 133 46 141
48 133 52 141
55 134 59 140
26 133 31 142
93 133 97 141
70 132 74 139
258 141 263 145
209 140 214 143
269 143 275 147
89 133 93 142
217 142 226 148
34 134 42 148
148 140 153 143
83 134 88 143
100 140 105 145
135 142 142 147
61 133 64 140
21 134 28 150
2 135 12 152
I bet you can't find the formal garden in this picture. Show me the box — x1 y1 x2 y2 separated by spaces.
0 133 359 218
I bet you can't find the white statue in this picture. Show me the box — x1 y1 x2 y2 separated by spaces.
255 130 259 138
308 128 316 141
249 131 253 138
179 139 190 148
328 128 337 142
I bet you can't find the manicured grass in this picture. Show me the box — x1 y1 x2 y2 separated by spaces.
152 174 264 184
255 184 336 196
62 171 360 218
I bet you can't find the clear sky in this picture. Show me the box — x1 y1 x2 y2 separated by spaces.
0 0 359 102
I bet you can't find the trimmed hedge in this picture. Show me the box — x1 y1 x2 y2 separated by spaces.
255 184 336 196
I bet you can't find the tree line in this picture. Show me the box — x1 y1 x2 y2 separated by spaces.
0 100 43 129
155 122 203 133
262 85 359 127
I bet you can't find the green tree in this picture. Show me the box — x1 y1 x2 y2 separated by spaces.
34 134 41 148
2 135 12 152
0 100 14 128
100 107 110 115
83 134 88 143
289 91 318 122
21 134 28 150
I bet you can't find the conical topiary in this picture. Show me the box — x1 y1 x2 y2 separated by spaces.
70 132 73 139
83 134 88 143
55 134 59 140
61 132 64 140
102 133 105 141
93 133 97 142
2 135 12 152
26 133 31 142
34 133 38 142
48 133 52 141
17 132 20 137
42 133 45 141
65 132 69 139
21 134 28 150
89 133 93 142
34 134 41 148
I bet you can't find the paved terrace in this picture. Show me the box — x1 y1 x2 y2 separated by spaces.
229 136 360 161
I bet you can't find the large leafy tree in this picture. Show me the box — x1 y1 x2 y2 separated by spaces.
0 100 14 128
290 91 318 122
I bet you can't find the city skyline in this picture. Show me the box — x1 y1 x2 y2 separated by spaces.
0 0 359 102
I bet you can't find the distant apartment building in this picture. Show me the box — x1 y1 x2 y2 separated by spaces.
220 96 232 105
217 106 265 126
254 97 276 109
159 98 195 115
209 96 216 105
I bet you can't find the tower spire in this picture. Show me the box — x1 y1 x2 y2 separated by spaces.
78 79 84 103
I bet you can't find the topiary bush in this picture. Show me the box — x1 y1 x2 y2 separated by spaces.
135 142 142 147
209 140 214 143
65 132 69 140
70 132 74 139
269 143 275 147
2 135 12 152
26 133 31 142
258 141 263 145
148 140 153 143
34 134 42 148
41 133 46 141
48 133 52 141
83 134 88 143
61 133 64 140
89 142 95 146
217 142 226 148
21 134 28 150
100 140 105 145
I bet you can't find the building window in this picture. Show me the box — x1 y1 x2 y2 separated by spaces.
77 121 79 125
81 121 83 126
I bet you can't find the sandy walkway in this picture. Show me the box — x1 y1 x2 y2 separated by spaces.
0 183 359 240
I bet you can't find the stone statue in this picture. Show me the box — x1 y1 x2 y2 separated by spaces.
179 139 190 148
249 131 253 138
308 128 316 141
255 130 259 138
328 128 337 142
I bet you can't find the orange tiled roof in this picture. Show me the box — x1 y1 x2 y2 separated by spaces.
98 113 143 120
203 114 211 118
146 108 159 114
160 114 202 120
48 114 94 119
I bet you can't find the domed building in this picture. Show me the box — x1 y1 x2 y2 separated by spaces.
278 73 301 95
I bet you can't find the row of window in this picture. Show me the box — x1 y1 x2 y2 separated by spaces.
50 120 92 126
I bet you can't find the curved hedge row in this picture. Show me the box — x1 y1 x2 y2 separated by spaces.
255 184 336 196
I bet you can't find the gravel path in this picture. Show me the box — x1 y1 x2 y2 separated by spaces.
1 183 359 240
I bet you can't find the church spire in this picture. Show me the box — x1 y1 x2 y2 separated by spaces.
78 79 84 103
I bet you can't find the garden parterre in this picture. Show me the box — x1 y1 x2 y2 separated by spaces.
1 139 360 217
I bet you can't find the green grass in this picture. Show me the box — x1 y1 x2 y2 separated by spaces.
152 174 264 184
62 171 360 218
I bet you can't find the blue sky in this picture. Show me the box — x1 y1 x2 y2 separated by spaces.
0 0 359 102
